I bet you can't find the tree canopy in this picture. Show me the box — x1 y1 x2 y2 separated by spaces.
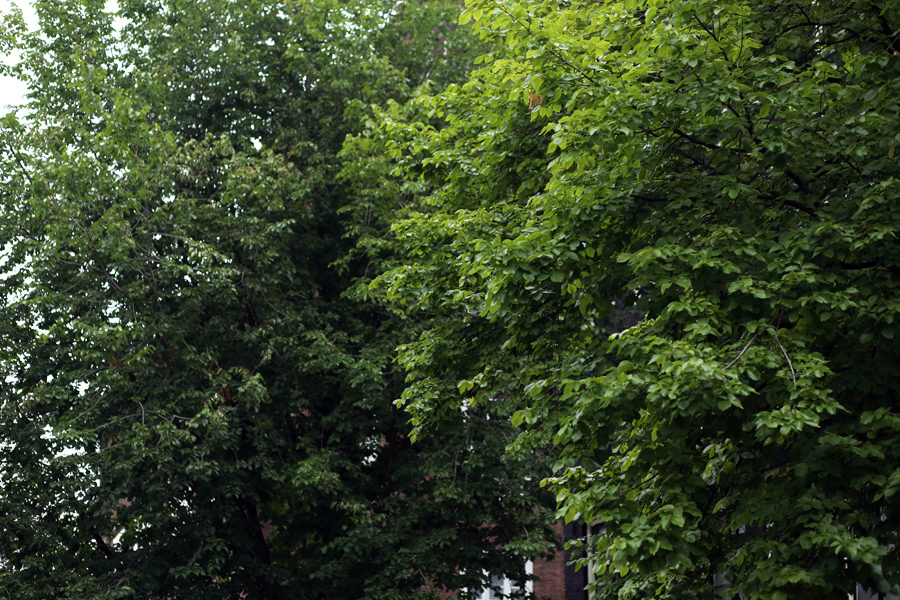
0 1 557 598
372 0 900 598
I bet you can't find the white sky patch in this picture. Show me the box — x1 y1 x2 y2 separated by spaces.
0 1 36 111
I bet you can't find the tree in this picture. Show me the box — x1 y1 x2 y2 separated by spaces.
0 1 557 598
375 0 900 598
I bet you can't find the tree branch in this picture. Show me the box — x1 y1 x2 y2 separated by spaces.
91 528 114 559
725 333 758 369
673 128 718 150
773 333 796 387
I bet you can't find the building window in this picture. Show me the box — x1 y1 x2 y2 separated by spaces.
852 586 900 600
585 521 607 599
471 561 533 600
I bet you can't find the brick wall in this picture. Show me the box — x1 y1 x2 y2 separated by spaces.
532 521 567 600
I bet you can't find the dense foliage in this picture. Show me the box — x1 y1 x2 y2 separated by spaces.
0 1 557 598
374 0 900 598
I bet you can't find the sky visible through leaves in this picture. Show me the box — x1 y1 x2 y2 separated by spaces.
0 1 126 111
0 1 34 111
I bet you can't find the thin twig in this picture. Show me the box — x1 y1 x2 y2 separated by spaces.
773 333 796 386
5 138 34 187
725 333 758 369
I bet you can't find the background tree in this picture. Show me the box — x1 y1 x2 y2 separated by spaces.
0 1 557 598
376 1 900 598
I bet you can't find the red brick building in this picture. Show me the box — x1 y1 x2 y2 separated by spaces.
531 522 587 600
